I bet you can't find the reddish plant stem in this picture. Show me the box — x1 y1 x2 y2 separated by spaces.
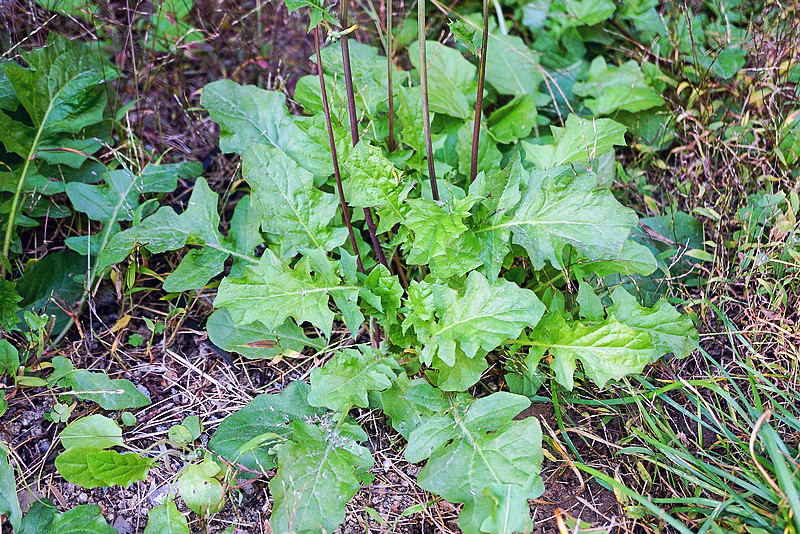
340 0 389 268
417 0 439 201
470 0 490 184
315 25 364 273
386 0 395 152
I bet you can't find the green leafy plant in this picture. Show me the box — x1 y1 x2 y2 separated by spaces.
94 13 698 534
38 0 715 531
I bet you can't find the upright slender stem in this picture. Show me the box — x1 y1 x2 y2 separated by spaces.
340 0 389 268
470 0 489 184
315 26 364 273
417 0 438 201
386 0 395 152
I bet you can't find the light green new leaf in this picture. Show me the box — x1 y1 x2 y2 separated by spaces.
245 144 347 258
178 460 224 515
308 348 397 411
408 392 544 534
55 447 152 488
415 271 545 367
214 249 358 338
60 414 123 450
485 33 543 96
402 197 482 279
0 445 22 531
408 41 476 119
201 80 294 154
522 114 626 169
608 287 697 358
432 350 490 391
208 381 325 474
343 141 411 233
206 308 324 360
360 264 404 330
269 421 373 534
572 57 664 115
449 20 479 56
47 504 116 534
144 500 190 534
86 450 153 486
491 171 638 270
529 313 658 390
380 373 450 439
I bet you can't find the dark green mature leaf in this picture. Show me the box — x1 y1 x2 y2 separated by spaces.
608 287 697 358
245 144 347 258
408 41 476 119
396 86 425 156
284 0 339 29
215 249 360 338
693 48 746 80
147 0 203 53
317 42 394 117
406 392 544 534
18 499 55 534
484 171 638 270
201 80 294 154
0 278 21 331
269 421 373 534
15 251 85 334
402 197 482 279
522 114 627 169
206 308 324 360
308 348 398 411
0 339 20 376
67 163 200 222
573 57 664 115
98 178 260 291
487 95 538 144
144 499 190 534
52 356 151 410
0 445 22 531
485 33 543 96
549 0 616 28
409 271 544 370
343 141 411 233
528 313 658 389
456 120 502 177
46 504 116 534
208 381 325 474
571 239 658 279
